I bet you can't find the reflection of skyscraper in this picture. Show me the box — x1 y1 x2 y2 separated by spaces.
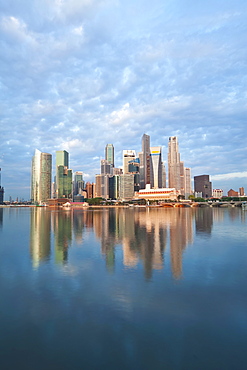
195 208 213 235
52 211 72 264
30 208 51 268
56 150 72 199
31 149 52 204
0 208 3 228
105 144 114 167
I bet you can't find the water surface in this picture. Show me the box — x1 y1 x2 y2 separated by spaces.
0 207 246 369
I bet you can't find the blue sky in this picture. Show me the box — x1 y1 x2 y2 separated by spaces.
0 0 246 200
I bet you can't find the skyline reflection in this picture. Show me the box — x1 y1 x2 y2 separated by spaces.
29 207 244 279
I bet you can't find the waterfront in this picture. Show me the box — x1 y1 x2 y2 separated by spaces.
0 207 246 369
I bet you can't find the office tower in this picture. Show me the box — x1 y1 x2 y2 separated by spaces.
73 172 84 197
95 174 102 197
56 150 72 199
31 149 52 204
101 159 112 175
86 182 94 199
123 150 136 174
105 144 114 167
194 175 212 199
168 136 184 193
184 167 192 199
119 174 134 201
128 158 140 192
139 134 151 189
161 162 166 188
150 147 163 189
101 175 110 199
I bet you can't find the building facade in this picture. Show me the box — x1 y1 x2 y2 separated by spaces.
105 144 114 167
194 175 212 199
31 149 52 203
150 146 163 189
168 136 183 193
55 150 72 199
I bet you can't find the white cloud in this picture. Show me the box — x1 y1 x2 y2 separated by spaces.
211 172 247 181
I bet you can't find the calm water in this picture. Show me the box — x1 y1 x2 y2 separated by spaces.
0 206 246 370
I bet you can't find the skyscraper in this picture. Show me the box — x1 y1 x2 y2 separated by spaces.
150 146 163 189
105 144 114 167
31 149 52 203
73 171 84 197
123 150 136 174
139 134 151 189
168 136 181 190
194 175 212 199
55 150 72 199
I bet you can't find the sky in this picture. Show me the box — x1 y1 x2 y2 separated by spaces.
0 0 246 200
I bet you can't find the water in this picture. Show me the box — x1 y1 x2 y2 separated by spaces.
0 206 246 370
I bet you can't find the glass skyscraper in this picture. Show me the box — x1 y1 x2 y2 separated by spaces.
31 149 52 204
55 150 72 199
105 144 114 167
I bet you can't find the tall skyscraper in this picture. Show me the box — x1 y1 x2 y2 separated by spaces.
31 149 52 203
184 167 191 199
150 146 163 189
194 175 212 199
105 144 114 167
55 150 72 199
168 136 185 194
139 134 151 189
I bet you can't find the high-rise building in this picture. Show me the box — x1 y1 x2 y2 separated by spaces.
105 144 114 167
119 174 135 201
184 167 192 199
55 150 72 199
101 159 112 175
73 172 84 197
123 150 136 174
168 136 182 192
161 162 166 188
128 158 140 192
150 146 163 189
31 149 52 204
0 168 4 204
139 134 151 189
86 182 94 199
194 175 212 199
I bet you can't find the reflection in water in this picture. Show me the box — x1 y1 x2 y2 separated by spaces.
195 207 213 235
0 208 3 228
52 210 72 264
30 208 51 268
29 207 235 278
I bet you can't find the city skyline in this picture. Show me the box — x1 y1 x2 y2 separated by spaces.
1 0 247 199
